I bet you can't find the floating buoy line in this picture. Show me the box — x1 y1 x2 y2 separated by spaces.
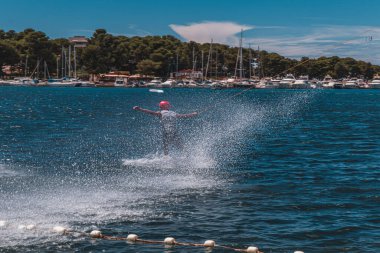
0 220 305 253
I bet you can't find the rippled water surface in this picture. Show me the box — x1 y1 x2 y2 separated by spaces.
0 87 379 252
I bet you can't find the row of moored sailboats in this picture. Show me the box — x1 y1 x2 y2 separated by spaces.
2 74 380 89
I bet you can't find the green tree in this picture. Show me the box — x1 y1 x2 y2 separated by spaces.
0 42 19 76
15 29 56 77
136 59 161 75
81 44 109 73
333 62 349 78
2 27 380 79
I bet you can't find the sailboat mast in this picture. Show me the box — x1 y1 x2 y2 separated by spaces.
37 58 40 79
65 48 68 77
56 56 59 78
46 61 51 79
176 52 178 74
234 48 239 78
205 39 213 80
74 45 77 79
248 43 252 79
258 45 264 78
192 46 195 79
176 51 179 74
201 50 204 82
61 46 64 78
43 61 46 80
25 55 28 77
215 50 218 79
239 29 243 80
68 45 71 77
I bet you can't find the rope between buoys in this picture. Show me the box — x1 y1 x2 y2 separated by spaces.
86 231 262 252
0 221 306 253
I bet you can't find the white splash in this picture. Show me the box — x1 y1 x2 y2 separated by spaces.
0 164 20 177
0 90 315 249
123 152 215 169
149 89 164 93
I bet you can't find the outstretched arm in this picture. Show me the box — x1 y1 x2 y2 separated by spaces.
133 106 161 116
176 112 198 118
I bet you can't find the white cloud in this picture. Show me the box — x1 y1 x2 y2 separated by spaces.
245 25 380 64
169 21 253 45
125 24 152 36
170 22 380 64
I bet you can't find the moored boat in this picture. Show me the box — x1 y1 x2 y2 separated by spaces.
6 77 38 86
47 78 82 87
161 79 176 87
321 75 335 89
344 78 359 89
293 75 311 89
278 74 296 88
114 77 127 87
333 81 344 89
369 75 380 89
145 79 162 87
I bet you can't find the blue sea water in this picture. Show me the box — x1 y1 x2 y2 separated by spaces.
0 87 379 252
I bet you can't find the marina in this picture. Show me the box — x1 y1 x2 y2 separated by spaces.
2 74 380 89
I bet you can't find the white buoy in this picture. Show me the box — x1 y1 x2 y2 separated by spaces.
127 234 138 241
0 220 8 228
53 226 67 233
90 230 102 238
247 246 259 253
149 89 164 93
164 237 176 245
294 251 304 253
18 225 26 230
203 240 215 247
26 224 36 230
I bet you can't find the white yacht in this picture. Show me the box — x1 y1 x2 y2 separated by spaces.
114 77 127 87
333 80 344 89
266 77 281 89
278 74 296 88
78 80 95 87
161 79 176 87
182 79 198 87
255 78 269 89
344 78 359 89
7 77 38 86
209 81 223 88
309 79 321 89
145 79 162 87
321 75 335 89
293 75 311 89
369 75 380 89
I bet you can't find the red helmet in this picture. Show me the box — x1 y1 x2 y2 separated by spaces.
159 100 171 109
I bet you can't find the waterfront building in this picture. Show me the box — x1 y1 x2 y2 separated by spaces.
68 36 88 48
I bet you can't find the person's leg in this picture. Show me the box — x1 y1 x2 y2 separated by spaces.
163 132 169 155
173 132 183 152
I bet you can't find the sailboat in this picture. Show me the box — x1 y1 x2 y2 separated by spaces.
233 29 252 88
7 77 37 86
6 56 38 86
47 46 82 87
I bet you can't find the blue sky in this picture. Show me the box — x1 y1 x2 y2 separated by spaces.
1 0 380 63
